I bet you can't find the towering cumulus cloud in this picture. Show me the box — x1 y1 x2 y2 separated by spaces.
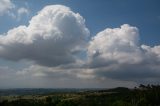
88 24 142 66
0 5 160 85
0 5 90 66
87 24 160 82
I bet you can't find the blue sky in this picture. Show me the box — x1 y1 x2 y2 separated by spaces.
1 0 160 45
0 0 160 88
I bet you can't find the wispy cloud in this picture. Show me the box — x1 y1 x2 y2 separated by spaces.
0 0 15 16
0 0 30 21
17 7 29 20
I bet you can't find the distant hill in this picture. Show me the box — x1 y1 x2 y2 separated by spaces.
0 88 104 96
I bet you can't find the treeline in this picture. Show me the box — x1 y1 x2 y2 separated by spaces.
104 84 160 106
0 84 160 106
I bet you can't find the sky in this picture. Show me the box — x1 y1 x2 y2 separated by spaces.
0 0 160 88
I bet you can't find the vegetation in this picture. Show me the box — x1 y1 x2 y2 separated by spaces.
0 84 160 106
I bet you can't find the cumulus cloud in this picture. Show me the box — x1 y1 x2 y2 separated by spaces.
0 0 15 16
86 24 160 83
0 5 90 67
0 4 160 86
88 24 142 66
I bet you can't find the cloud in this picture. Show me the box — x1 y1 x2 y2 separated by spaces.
86 24 160 83
0 66 14 79
0 0 15 16
0 4 160 86
14 64 137 88
0 5 90 67
88 24 142 66
17 7 29 20
0 0 29 19
16 65 71 78
17 7 29 16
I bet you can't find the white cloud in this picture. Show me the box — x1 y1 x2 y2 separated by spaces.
0 0 30 20
0 5 90 67
18 7 29 15
0 0 15 16
86 24 160 82
17 7 29 20
88 24 142 65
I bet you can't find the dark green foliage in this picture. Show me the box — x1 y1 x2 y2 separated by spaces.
0 84 160 106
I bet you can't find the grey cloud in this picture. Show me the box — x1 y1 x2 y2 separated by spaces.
14 65 137 88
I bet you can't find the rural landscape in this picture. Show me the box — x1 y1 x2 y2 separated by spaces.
0 84 160 106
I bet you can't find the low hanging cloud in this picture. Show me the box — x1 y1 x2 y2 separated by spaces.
0 5 90 67
0 65 136 88
87 24 160 82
